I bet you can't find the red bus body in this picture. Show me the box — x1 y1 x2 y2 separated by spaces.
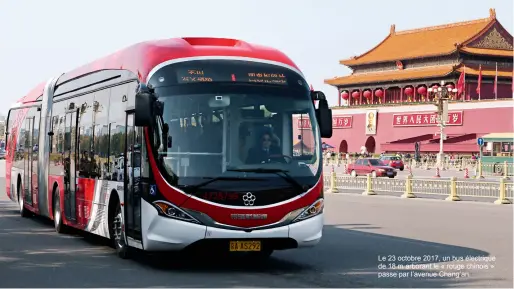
5 37 326 257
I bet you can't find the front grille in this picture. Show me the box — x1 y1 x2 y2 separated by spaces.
193 187 300 207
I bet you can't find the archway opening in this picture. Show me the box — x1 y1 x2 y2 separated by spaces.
339 140 348 153
365 136 376 154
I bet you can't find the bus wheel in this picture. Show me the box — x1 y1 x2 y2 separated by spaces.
110 201 130 259
53 188 66 234
18 184 29 218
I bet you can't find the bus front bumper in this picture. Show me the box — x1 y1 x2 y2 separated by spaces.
140 200 323 252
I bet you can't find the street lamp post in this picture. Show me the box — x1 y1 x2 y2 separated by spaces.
427 80 458 168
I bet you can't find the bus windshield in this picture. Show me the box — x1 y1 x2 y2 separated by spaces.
151 84 321 193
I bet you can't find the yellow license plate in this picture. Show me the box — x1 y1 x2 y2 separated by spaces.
229 241 261 252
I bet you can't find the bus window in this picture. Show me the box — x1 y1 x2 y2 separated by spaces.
292 113 315 162
77 93 94 178
109 88 125 182
93 89 110 180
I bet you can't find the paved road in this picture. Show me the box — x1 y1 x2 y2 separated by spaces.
1 164 513 287
324 165 506 182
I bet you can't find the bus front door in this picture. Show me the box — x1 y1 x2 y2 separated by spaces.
63 108 78 222
124 113 142 243
23 116 34 206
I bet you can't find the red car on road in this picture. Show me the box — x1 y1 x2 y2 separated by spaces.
347 158 397 178
379 155 405 171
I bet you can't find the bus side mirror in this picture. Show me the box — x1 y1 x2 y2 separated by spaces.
135 92 156 127
314 92 333 138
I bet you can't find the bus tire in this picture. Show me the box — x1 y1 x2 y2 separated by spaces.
18 177 29 218
109 196 130 259
53 186 66 234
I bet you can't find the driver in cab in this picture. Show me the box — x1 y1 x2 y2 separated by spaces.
246 131 281 164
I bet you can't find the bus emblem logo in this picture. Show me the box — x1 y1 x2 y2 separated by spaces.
150 185 156 196
242 192 256 206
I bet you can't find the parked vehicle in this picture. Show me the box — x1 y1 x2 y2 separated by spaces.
379 155 404 171
348 158 397 178
0 148 6 160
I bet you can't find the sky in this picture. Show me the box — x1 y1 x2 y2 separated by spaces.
0 0 512 117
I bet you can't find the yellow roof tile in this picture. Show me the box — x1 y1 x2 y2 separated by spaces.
325 65 455 86
459 47 513 57
340 12 496 66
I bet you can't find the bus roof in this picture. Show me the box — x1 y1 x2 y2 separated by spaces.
17 37 301 104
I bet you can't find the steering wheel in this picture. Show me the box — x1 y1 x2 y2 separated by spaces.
269 154 293 164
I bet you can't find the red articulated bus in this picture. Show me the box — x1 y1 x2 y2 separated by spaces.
4 37 333 259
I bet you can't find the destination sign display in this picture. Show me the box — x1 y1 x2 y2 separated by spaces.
176 67 288 85
246 72 287 85
177 68 216 83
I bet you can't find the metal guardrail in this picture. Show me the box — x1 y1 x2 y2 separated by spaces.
325 158 513 178
324 172 513 204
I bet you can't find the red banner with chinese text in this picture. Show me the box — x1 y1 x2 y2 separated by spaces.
298 116 353 129
297 118 311 129
392 111 463 127
332 116 353 129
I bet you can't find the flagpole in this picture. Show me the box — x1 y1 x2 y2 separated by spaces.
462 65 466 101
495 62 498 100
478 65 482 100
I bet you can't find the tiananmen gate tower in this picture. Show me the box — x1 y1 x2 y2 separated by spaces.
320 8 513 154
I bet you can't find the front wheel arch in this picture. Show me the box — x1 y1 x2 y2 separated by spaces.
51 182 59 219
17 175 22 202
108 190 120 231
107 190 130 259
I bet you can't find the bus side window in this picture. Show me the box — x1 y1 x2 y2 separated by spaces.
77 93 94 178
126 82 137 108
93 89 110 180
108 86 125 182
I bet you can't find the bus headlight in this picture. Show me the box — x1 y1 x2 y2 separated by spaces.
292 198 324 223
153 201 201 224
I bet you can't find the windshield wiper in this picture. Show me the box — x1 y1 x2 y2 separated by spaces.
227 168 305 192
185 176 262 191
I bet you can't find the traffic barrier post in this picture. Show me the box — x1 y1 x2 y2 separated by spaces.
362 174 376 195
464 168 469 179
434 167 440 178
401 175 416 198
445 177 460 201
503 161 509 180
494 178 512 204
330 166 338 193
477 160 484 178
